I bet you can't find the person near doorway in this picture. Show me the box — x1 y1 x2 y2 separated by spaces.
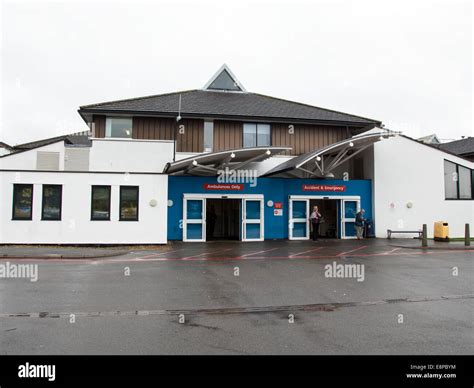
309 206 322 241
355 209 366 240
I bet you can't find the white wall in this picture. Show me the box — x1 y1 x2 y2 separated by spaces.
373 136 474 238
0 138 175 173
0 141 66 170
0 171 168 244
89 138 174 172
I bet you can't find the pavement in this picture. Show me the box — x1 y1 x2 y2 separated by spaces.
0 246 130 259
0 239 472 355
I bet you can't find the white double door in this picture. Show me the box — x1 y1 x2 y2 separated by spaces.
288 197 360 240
183 196 263 242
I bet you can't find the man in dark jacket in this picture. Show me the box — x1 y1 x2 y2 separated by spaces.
355 209 365 240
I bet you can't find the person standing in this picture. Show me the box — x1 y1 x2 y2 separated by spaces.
309 205 322 241
355 209 366 240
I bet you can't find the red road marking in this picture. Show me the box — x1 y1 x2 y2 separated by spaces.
180 248 233 260
1 248 472 264
133 249 186 260
381 248 401 255
337 245 368 256
237 247 280 258
289 247 324 258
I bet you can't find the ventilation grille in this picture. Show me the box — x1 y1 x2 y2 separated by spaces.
64 148 90 171
36 151 60 170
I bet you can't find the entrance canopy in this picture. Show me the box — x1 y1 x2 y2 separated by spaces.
164 146 291 176
263 130 398 178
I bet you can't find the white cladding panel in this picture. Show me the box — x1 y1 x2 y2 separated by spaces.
65 148 90 171
89 139 174 172
36 151 60 170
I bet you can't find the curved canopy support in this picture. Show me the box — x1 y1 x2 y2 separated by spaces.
163 146 292 176
263 129 399 178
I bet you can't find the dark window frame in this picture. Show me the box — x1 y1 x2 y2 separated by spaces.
242 123 272 148
119 186 139 222
91 185 111 221
41 184 63 221
444 159 473 201
12 184 34 221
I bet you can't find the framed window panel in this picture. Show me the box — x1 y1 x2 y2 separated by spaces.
257 124 271 146
105 117 133 138
120 186 139 221
12 184 33 220
41 185 62 220
203 121 214 152
91 186 111 221
243 123 257 148
444 160 458 199
458 165 472 199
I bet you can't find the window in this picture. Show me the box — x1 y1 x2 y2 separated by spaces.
444 159 473 200
91 186 111 220
203 121 214 152
444 160 458 199
12 184 33 220
243 123 271 148
458 165 472 199
120 186 139 221
42 185 62 220
105 117 132 138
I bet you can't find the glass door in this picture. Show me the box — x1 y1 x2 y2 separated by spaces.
242 199 263 241
183 198 206 242
289 199 309 240
341 199 359 239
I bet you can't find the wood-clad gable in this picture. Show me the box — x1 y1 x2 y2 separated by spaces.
271 123 350 155
93 115 355 155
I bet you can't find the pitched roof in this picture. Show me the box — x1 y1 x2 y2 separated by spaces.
1 131 92 158
79 89 380 126
13 132 92 150
437 137 474 156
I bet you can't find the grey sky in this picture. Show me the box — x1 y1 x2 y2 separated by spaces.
1 0 472 145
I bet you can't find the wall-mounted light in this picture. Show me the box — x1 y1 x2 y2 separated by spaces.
267 200 274 207
150 199 158 207
167 200 173 207
406 201 413 209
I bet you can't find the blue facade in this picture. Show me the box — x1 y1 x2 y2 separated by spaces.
167 176 373 240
